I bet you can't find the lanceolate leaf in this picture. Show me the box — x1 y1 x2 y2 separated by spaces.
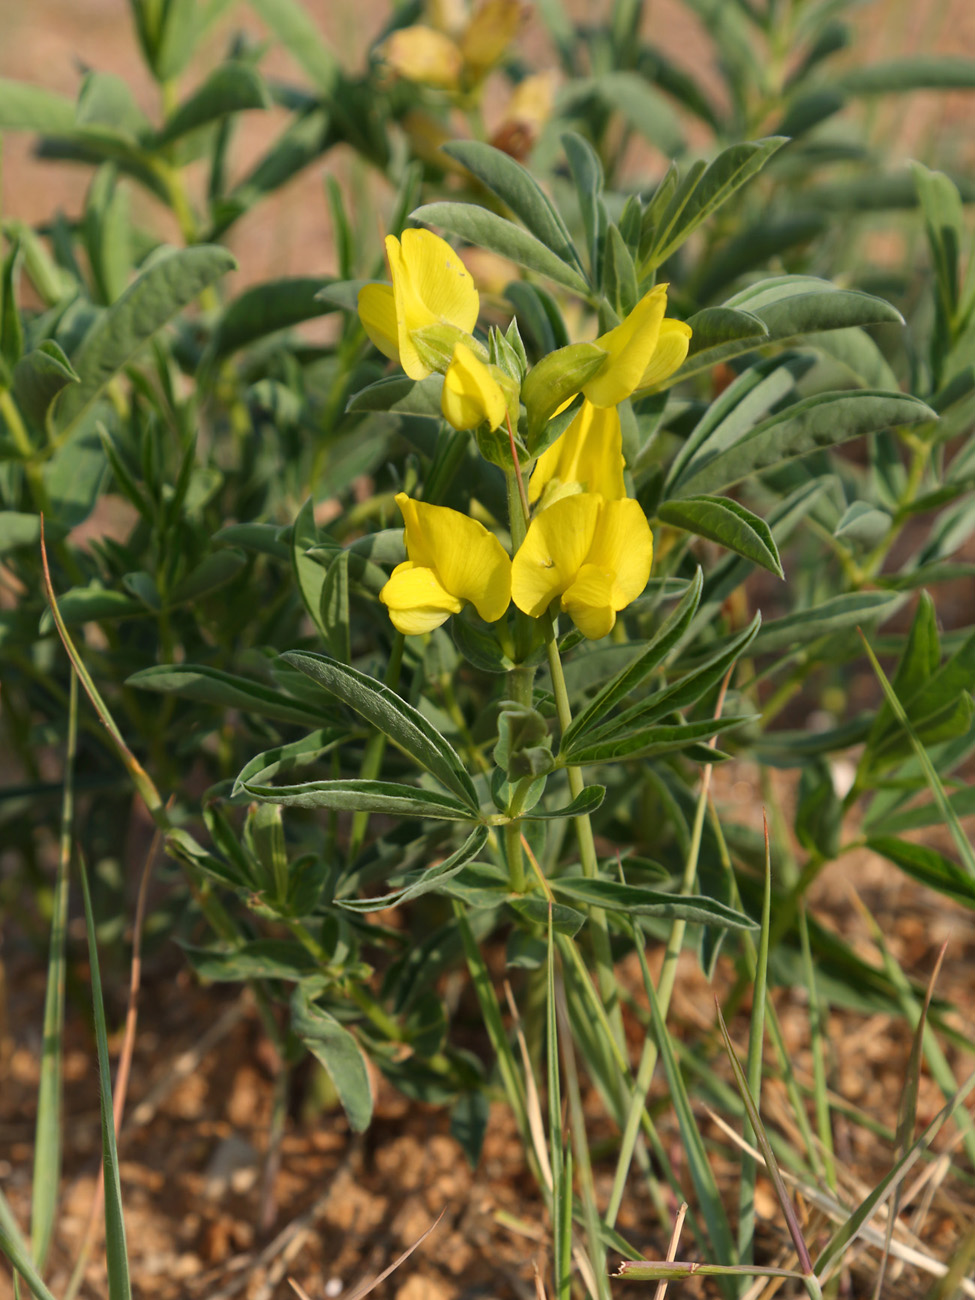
441 141 582 274
867 838 975 910
291 988 372 1132
347 374 445 418
671 391 935 497
561 714 754 766
12 341 80 431
57 245 236 434
209 276 336 359
155 62 270 145
553 877 756 929
241 777 477 820
411 202 591 296
128 663 337 727
339 825 489 911
282 652 480 809
563 568 704 745
658 496 784 577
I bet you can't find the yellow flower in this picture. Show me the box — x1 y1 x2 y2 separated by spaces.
529 399 625 509
442 342 510 431
511 493 653 639
633 318 693 394
357 229 480 381
460 0 525 78
583 284 690 408
381 492 511 635
382 26 464 89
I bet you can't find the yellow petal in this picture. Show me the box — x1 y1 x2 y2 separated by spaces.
583 284 669 408
511 494 600 617
529 400 625 506
357 283 400 362
460 0 524 76
585 497 654 608
380 561 463 635
635 318 692 392
561 564 618 640
441 342 508 431
383 26 463 88
387 230 480 380
394 492 511 623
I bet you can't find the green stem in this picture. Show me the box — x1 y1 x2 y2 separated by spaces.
0 387 54 516
543 614 624 1049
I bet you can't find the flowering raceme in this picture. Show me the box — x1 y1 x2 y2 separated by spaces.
357 230 480 380
511 494 653 639
380 492 511 635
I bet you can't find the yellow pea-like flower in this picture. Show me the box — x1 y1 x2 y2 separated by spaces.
382 25 464 89
441 341 509 431
357 229 480 381
511 493 653 640
583 284 690 408
380 492 511 635
529 399 625 509
460 0 525 78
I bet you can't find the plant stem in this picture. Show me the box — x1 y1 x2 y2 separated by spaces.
543 613 624 1049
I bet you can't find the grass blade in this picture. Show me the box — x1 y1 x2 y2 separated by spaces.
30 670 77 1271
0 1190 58 1300
738 812 772 1275
77 852 131 1300
859 629 975 877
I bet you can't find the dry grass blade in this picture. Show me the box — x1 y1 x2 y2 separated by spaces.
653 1202 689 1300
714 1002 816 1280
504 978 555 1193
874 939 948 1300
289 1207 446 1300
533 1260 549 1299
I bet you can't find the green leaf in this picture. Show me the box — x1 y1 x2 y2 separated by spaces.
553 877 757 929
837 56 975 94
658 496 783 577
208 276 336 359
0 77 76 132
795 759 842 859
693 213 827 301
320 549 351 664
11 341 79 431
339 825 489 911
240 776 477 820
682 305 768 354
56 245 236 434
867 838 975 910
523 786 605 820
521 342 605 444
508 896 585 935
440 140 582 275
671 391 935 497
185 938 319 981
75 71 152 143
642 138 788 273
291 988 372 1132
750 591 901 654
561 714 753 766
347 373 444 418
864 786 975 836
248 0 342 94
167 549 246 605
671 277 906 382
587 70 685 157
562 131 605 283
563 568 703 744
411 202 591 297
282 651 480 810
156 62 270 145
127 663 335 727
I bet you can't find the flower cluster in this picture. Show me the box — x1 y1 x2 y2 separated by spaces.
357 230 691 642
